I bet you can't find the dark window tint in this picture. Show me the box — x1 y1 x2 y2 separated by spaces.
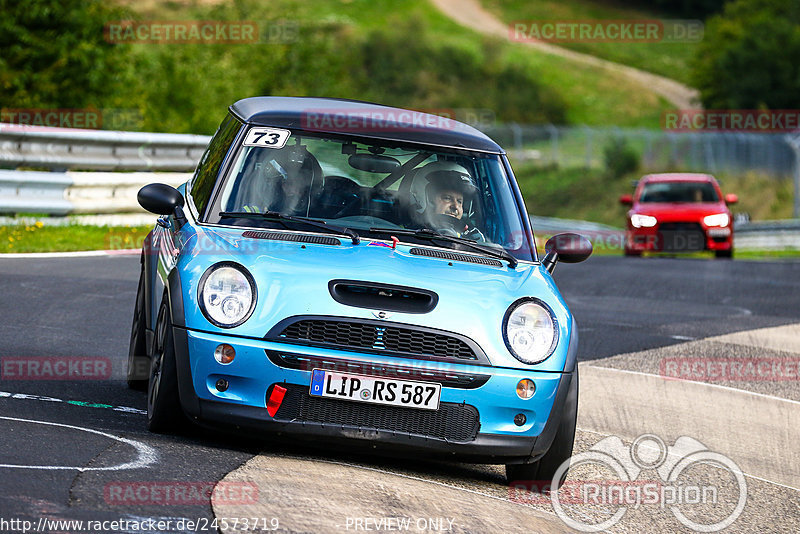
190 115 241 217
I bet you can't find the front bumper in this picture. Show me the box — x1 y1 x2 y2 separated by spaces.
625 223 732 252
172 326 575 463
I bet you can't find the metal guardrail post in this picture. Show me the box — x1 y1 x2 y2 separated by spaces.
785 133 800 219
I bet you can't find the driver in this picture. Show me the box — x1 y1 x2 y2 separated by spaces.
421 164 485 241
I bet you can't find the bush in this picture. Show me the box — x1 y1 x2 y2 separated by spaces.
690 0 800 109
0 0 133 109
603 137 640 177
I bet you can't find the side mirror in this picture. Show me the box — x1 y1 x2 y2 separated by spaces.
619 194 633 206
542 233 593 274
138 183 184 215
724 193 738 205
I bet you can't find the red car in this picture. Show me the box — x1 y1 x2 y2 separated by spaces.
620 173 738 258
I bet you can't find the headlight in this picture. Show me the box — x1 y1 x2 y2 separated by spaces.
630 214 657 228
503 299 558 364
703 213 729 227
198 262 256 327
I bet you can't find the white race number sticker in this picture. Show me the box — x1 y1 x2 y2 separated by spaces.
242 127 291 149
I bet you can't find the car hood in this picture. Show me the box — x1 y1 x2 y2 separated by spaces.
175 225 573 372
631 202 729 221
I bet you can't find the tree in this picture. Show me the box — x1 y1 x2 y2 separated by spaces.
0 0 131 109
690 0 800 109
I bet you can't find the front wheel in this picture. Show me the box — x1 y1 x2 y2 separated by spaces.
506 369 578 486
147 300 184 432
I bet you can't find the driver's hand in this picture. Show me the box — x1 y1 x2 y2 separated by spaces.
462 226 486 243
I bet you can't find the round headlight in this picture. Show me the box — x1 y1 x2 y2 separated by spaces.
503 299 558 364
199 263 256 327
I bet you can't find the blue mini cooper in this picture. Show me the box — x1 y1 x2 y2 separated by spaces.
128 97 591 484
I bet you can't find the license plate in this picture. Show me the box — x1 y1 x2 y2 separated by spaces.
309 369 441 410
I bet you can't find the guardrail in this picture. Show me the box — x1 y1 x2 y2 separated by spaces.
0 123 208 215
0 123 210 171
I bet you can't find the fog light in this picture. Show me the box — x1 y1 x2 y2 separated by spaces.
215 378 229 392
516 379 536 399
214 344 235 364
514 413 527 426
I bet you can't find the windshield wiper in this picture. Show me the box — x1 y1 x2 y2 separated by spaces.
219 211 360 245
369 227 517 268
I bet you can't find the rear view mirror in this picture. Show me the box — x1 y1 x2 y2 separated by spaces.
619 194 633 205
724 193 738 205
542 233 593 273
349 153 401 173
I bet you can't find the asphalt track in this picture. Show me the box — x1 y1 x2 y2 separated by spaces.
0 253 798 533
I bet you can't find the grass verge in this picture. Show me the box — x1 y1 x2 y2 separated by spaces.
1 223 150 253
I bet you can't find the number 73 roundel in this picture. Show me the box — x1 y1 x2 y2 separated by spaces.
242 127 291 149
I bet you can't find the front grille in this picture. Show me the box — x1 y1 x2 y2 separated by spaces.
272 384 480 442
657 223 706 252
273 318 483 362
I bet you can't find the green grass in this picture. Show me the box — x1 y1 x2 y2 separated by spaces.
481 0 699 85
108 0 672 133
0 223 150 253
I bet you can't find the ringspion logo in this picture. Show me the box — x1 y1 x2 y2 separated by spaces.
509 434 747 532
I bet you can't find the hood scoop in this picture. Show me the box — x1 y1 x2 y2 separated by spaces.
409 247 503 267
328 280 438 314
242 230 340 246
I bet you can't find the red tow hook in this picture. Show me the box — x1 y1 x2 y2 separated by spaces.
390 236 399 249
266 385 287 417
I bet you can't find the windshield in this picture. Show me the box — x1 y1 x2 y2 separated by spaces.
639 181 719 203
206 128 534 261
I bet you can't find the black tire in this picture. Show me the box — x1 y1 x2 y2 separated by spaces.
624 249 642 257
715 248 733 259
126 268 149 390
506 369 578 487
147 299 184 433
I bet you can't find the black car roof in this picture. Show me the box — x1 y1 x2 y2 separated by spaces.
229 96 504 154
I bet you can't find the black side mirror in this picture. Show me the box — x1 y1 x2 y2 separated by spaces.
542 233 593 273
138 183 187 229
138 183 184 215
